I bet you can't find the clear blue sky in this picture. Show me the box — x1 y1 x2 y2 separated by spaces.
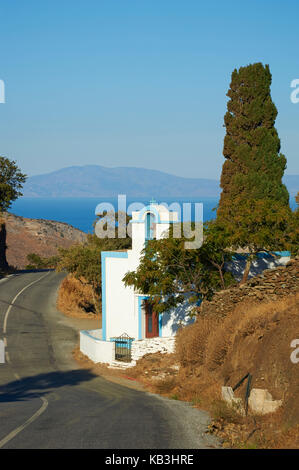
0 0 299 179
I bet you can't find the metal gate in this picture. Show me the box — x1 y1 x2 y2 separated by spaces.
111 333 134 362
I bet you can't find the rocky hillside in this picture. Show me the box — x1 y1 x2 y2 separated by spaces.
4 213 87 269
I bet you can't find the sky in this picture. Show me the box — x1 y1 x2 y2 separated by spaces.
0 0 299 179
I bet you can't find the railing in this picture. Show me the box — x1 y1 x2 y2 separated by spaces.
233 372 252 415
110 333 134 363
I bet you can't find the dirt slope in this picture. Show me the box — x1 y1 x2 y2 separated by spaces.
4 212 87 269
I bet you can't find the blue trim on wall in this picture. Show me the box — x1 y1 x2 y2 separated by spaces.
159 313 162 337
101 251 129 341
272 251 291 257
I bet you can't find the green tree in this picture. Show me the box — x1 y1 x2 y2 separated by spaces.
123 223 234 315
216 63 293 283
56 243 102 311
0 157 27 212
0 157 26 270
288 192 299 256
199 220 235 290
26 253 60 270
56 212 132 312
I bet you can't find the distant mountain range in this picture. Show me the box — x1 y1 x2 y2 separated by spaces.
22 165 299 200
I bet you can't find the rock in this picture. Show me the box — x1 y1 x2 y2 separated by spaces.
248 388 282 415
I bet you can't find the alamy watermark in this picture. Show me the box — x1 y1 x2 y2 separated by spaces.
0 80 5 103
290 339 299 364
94 195 203 249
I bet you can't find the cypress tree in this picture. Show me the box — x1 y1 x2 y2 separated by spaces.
219 62 289 212
216 63 292 283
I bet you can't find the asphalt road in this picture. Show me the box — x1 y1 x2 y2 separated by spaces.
0 270 220 449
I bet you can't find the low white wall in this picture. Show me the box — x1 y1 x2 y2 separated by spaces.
80 329 115 364
80 333 176 367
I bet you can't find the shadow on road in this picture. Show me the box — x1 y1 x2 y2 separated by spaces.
0 369 97 403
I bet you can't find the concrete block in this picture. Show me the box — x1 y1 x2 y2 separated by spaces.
248 388 282 415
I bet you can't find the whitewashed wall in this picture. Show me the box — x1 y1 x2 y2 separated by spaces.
160 301 195 337
80 330 114 364
104 203 179 341
105 255 137 339
225 253 291 282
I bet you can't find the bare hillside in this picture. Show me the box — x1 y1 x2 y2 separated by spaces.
4 212 87 269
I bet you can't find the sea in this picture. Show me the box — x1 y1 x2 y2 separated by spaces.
10 197 220 234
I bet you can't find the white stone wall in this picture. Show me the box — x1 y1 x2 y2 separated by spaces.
131 337 176 363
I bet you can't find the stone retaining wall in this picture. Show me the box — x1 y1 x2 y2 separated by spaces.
200 257 299 318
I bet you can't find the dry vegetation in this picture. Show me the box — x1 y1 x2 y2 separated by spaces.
57 274 101 319
125 293 299 448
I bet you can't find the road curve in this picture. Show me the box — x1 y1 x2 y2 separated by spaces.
0 271 220 449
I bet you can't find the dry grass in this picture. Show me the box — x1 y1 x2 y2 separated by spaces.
178 293 299 448
57 274 101 319
125 293 299 448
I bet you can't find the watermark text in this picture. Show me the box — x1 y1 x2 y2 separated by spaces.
290 79 299 104
290 339 299 364
94 195 203 249
0 80 5 103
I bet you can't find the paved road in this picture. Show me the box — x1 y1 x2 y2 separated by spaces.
0 271 219 449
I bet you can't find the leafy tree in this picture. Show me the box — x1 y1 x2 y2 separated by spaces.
26 253 60 270
123 223 234 315
0 157 26 270
216 63 293 283
56 212 132 312
0 157 27 212
288 192 299 256
56 243 102 311
199 221 235 290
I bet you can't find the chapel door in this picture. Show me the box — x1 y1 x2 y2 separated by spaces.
145 300 159 338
